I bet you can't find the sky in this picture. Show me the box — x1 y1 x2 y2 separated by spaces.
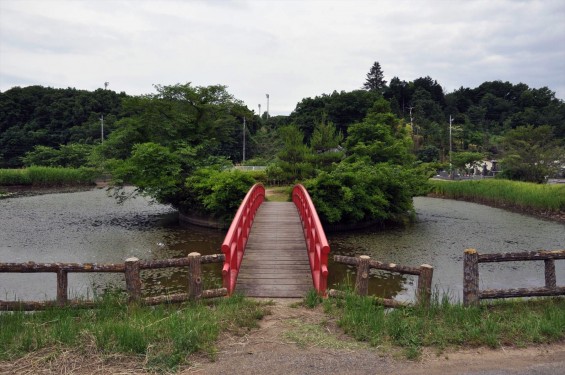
1 0 564 116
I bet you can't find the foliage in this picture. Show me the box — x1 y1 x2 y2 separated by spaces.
110 142 183 204
248 125 283 163
429 179 565 212
103 83 263 218
344 99 414 166
0 294 269 372
310 119 344 171
274 125 315 183
97 83 257 163
184 168 256 219
450 151 484 172
303 162 422 224
289 90 380 140
0 166 98 186
499 125 564 182
0 86 125 168
21 143 95 168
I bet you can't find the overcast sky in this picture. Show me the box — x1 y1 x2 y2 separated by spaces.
1 0 564 116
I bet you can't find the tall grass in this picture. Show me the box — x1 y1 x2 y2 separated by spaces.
0 166 98 186
323 292 565 359
429 179 565 213
0 293 268 372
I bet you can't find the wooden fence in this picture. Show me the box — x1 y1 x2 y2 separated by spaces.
463 248 565 306
0 252 226 311
330 255 434 308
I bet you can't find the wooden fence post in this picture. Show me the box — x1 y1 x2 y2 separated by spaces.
56 269 68 306
463 249 479 307
545 259 556 289
188 252 202 300
417 264 434 307
124 257 141 303
355 255 370 296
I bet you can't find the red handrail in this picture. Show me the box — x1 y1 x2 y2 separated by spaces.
221 183 265 295
292 184 330 295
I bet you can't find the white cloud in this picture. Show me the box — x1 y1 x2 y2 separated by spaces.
1 0 564 115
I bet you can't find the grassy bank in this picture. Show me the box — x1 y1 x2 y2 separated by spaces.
320 292 565 359
0 166 98 187
429 179 565 214
0 294 269 372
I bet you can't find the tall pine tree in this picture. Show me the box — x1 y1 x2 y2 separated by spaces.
363 61 387 93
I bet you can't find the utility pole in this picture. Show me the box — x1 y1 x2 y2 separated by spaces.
101 82 109 143
449 115 453 178
100 115 104 143
243 117 246 163
266 94 270 118
408 106 415 134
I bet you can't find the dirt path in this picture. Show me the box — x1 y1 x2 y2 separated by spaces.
182 299 565 375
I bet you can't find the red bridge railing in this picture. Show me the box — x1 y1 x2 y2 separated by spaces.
292 184 330 295
221 183 265 295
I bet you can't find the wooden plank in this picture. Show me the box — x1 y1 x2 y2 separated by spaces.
235 202 312 298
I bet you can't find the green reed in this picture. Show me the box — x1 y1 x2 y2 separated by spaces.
429 179 565 212
0 166 98 186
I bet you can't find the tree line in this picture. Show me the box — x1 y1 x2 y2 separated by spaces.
0 64 563 224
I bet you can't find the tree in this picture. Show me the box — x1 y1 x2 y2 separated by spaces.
275 125 314 182
499 125 564 183
363 61 387 93
310 118 344 171
451 151 484 174
345 99 413 166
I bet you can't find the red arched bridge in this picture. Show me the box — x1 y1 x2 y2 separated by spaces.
222 184 330 298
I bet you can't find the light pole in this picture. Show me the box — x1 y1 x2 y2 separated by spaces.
266 93 270 118
258 104 261 118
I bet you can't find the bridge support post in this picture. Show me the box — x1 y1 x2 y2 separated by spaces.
125 257 141 303
188 252 202 300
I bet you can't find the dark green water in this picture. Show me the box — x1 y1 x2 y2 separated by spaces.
1 190 563 303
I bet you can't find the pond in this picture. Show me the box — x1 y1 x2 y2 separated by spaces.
1 189 563 303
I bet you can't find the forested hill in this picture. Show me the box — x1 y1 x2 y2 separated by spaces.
0 86 126 167
1 79 564 168
288 79 565 162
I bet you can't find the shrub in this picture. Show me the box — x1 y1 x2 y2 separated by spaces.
184 168 255 220
303 161 422 225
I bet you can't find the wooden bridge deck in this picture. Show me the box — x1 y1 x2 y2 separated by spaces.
235 202 312 298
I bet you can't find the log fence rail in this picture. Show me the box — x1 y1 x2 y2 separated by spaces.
463 248 565 306
0 252 226 311
330 255 434 308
